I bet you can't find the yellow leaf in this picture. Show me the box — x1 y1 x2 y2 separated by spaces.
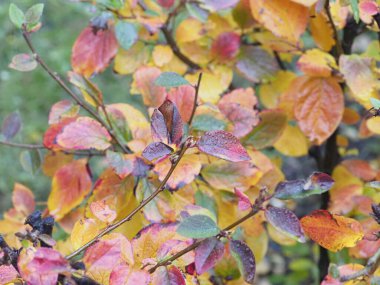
249 0 309 43
366 116 380 134
71 218 101 250
290 0 318 6
260 70 297 108
114 42 150 75
267 223 297 246
310 10 335 51
301 210 364 252
297 49 337 77
152 45 173 67
176 18 205 43
274 124 309 157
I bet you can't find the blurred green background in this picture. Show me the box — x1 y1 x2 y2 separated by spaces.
0 0 134 211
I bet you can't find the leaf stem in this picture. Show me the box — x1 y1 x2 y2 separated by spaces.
188 72 203 126
65 141 190 260
20 25 130 154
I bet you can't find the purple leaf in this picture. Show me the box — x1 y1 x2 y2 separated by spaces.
230 239 256 284
265 206 306 242
151 109 169 144
2 112 21 140
142 142 173 161
197 130 250 162
158 100 184 146
195 237 225 274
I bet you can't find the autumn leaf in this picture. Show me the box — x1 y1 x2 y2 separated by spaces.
48 100 79 125
57 117 112 151
0 265 19 284
230 239 256 284
249 0 309 43
290 76 344 144
273 124 309 157
142 142 173 161
167 85 196 123
234 188 252 211
300 210 364 252
90 200 117 223
197 130 250 162
110 264 151 285
297 49 337 77
195 237 225 274
177 215 220 239
211 32 241 61
157 100 184 146
48 159 92 219
71 26 118 77
71 218 101 250
12 183 35 216
151 265 186 285
310 10 335 52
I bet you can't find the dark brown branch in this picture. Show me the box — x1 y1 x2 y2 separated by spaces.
20 25 130 154
65 140 192 260
188 73 203 126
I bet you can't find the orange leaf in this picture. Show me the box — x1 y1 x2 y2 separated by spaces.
291 76 344 144
167 85 196 123
12 183 35 216
48 159 92 219
57 117 112 151
249 0 309 43
310 10 335 52
300 210 364 252
90 200 117 223
71 26 118 77
297 49 337 77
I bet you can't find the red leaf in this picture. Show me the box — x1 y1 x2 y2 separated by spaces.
157 0 175 8
265 206 306 242
167 85 196 123
197 130 250 162
57 117 112 151
230 239 256 284
71 26 118 77
195 237 225 274
43 117 77 150
152 265 186 285
18 247 69 285
211 32 241 61
158 100 184 146
142 142 173 161
234 188 252 211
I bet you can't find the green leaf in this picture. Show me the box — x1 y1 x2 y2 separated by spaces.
370 98 380 109
155 72 190 88
230 239 256 284
25 3 44 25
186 3 209 22
350 0 360 23
177 215 220 238
20 149 41 175
192 114 227 131
9 3 25 28
115 21 138 50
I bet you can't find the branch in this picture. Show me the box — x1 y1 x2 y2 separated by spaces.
188 73 203 126
65 139 192 260
160 26 201 71
20 26 130 154
0 140 104 156
325 0 343 57
340 247 380 282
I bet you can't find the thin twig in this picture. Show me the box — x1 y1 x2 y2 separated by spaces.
21 25 130 154
188 73 203 126
148 206 261 273
0 141 44 149
324 0 343 56
340 247 380 282
66 141 191 260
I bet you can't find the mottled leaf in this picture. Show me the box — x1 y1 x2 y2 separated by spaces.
90 200 117 223
265 206 306 242
48 100 79 125
177 215 220 238
152 265 186 285
195 237 225 274
71 218 100 250
106 150 134 178
142 142 173 161
200 0 239 11
197 130 250 162
244 109 287 149
155 72 190 88
2 112 21 140
9 53 37 72
57 117 112 151
300 210 364 252
230 239 256 284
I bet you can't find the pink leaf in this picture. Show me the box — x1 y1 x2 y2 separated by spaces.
48 100 79 125
195 237 225 274
167 85 196 123
265 206 306 242
57 117 112 150
234 188 252 211
151 109 169 144
90 200 117 223
142 142 173 161
152 265 186 285
0 265 19 284
197 130 250 162
359 0 379 16
211 32 241 61
110 264 151 285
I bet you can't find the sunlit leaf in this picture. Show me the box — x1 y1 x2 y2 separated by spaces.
114 42 150 75
300 210 364 252
230 239 256 284
310 10 335 52
195 237 225 274
177 215 220 238
197 130 250 162
265 206 306 242
57 117 112 151
48 159 92 219
71 26 118 77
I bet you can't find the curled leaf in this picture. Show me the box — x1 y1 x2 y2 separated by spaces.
230 239 256 284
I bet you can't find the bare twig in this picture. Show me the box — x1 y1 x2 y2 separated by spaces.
65 140 192 260
339 247 380 282
20 25 130 154
0 141 44 149
188 73 203 126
